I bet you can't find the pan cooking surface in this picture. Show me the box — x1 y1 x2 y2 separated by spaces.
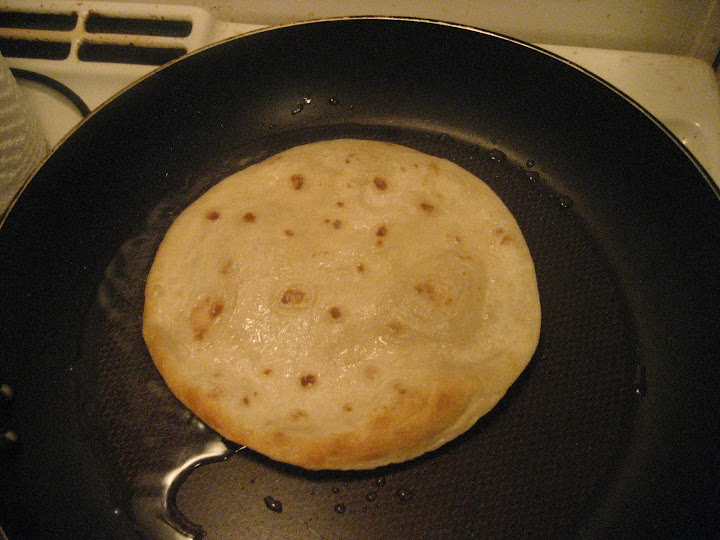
0 18 718 539
79 126 636 538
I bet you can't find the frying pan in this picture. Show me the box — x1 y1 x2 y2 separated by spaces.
1 18 719 539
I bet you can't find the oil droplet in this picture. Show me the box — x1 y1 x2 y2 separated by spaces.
396 488 414 502
0 430 19 454
303 97 312 104
0 383 13 405
264 496 283 513
373 477 386 488
634 363 647 396
557 195 574 209
526 159 535 168
331 486 340 494
366 491 377 502
487 149 506 163
525 170 540 183
291 103 304 115
333 503 346 514
328 97 339 105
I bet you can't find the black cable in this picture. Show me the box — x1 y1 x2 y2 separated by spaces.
9 67 91 117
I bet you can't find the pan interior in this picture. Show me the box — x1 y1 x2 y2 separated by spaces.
77 124 638 538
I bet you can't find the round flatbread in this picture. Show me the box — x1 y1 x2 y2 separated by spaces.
143 139 541 470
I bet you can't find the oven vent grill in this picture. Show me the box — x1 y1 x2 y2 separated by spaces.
0 1 245 66
0 0 261 128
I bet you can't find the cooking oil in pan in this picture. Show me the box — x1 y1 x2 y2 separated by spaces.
77 205 241 539
263 495 284 513
131 439 235 539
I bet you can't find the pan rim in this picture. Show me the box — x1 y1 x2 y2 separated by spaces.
3 16 717 229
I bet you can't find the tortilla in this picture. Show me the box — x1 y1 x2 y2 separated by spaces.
142 139 541 470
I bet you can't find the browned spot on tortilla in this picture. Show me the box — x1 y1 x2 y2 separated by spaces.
400 166 407 172
336 201 344 207
190 297 224 340
415 281 435 295
324 218 331 224
357 263 365 273
436 391 461 413
388 320 403 333
420 202 435 213
428 161 440 173
415 280 448 305
373 176 388 190
284 228 294 236
376 225 387 237
193 328 206 340
272 432 289 445
345 152 358 163
291 174 304 190
394 383 408 395
242 395 250 406
219 259 233 275
329 306 342 319
242 212 256 222
333 219 342 229
207 386 223 399
290 409 308 421
300 374 316 387
376 239 384 247
364 365 378 381
343 403 353 412
262 368 273 375
494 226 513 244
281 288 306 305
370 413 392 431
205 210 220 221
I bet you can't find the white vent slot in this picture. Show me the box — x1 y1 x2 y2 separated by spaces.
0 4 195 66
0 1 262 66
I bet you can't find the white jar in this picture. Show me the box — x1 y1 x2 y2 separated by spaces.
0 52 47 216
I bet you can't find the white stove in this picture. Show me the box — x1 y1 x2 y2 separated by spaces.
2 0 720 187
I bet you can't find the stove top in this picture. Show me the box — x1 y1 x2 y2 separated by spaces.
2 1 720 185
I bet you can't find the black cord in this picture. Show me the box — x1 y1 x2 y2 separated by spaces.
9 67 92 117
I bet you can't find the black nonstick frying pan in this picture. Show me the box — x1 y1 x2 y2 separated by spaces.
1 18 719 539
